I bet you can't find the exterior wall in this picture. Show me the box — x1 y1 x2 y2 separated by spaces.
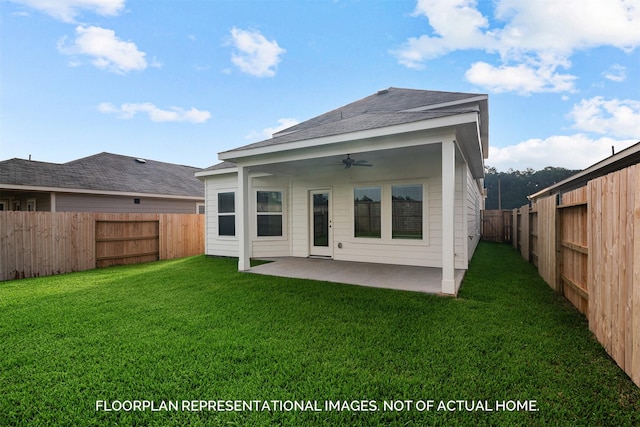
55 193 200 214
465 163 483 261
202 150 483 270
204 173 239 257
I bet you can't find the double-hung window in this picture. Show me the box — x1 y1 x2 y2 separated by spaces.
391 184 423 239
256 191 283 237
218 192 235 236
354 187 381 238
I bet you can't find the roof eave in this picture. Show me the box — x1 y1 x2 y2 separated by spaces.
219 112 480 163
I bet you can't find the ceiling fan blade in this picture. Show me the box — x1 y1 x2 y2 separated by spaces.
352 163 373 167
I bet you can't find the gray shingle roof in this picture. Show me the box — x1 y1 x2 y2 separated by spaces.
222 87 485 154
0 152 204 197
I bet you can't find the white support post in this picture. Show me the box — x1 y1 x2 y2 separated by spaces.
237 165 251 271
441 139 456 294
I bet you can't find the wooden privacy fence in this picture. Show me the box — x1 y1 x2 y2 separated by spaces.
480 210 512 243
512 164 640 387
0 212 204 281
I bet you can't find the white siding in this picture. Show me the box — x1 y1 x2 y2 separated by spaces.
204 174 239 257
203 146 480 270
465 163 483 261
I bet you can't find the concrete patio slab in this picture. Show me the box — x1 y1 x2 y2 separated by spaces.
248 257 465 295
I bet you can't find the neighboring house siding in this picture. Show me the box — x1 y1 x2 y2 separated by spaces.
55 193 198 213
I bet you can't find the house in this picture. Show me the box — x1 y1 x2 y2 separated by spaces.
0 152 204 213
196 87 489 294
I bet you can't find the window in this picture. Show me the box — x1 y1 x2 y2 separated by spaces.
256 191 282 237
218 192 235 236
354 187 381 238
27 199 36 212
392 185 422 239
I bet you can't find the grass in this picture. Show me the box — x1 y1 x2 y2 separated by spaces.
1 242 639 426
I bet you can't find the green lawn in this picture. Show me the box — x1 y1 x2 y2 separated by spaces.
1 242 638 426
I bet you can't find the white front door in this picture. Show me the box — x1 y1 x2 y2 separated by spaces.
309 189 332 257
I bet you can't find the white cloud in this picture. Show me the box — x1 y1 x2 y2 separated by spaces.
465 61 577 95
603 64 627 82
568 97 640 138
8 0 125 23
98 102 211 123
488 135 637 171
58 25 148 74
262 118 299 136
393 0 640 94
228 27 286 77
392 0 493 68
245 118 300 140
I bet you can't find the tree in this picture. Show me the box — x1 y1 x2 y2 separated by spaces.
483 166 579 210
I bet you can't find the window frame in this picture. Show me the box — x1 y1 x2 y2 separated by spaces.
351 180 428 245
255 189 286 239
353 186 382 239
391 184 423 240
217 191 236 238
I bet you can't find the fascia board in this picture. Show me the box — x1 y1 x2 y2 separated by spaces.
220 113 478 163
401 95 488 112
0 184 203 201
195 167 238 179
233 129 459 169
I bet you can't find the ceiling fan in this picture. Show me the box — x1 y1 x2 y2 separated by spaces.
340 154 373 169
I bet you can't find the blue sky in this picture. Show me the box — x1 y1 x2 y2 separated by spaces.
1 0 639 171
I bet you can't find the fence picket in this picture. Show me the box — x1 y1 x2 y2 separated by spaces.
0 212 204 281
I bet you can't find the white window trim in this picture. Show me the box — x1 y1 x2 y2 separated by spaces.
254 188 287 241
216 189 237 240
351 180 429 246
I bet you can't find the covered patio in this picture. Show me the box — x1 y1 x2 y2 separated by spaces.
248 257 466 295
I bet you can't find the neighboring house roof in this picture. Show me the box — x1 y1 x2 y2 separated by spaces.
1 152 204 198
528 141 640 201
220 87 488 157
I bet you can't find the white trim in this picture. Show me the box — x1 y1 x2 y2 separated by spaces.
441 139 456 295
350 179 429 246
237 166 250 271
309 188 333 257
254 188 287 240
220 113 478 162
195 167 238 178
401 95 487 112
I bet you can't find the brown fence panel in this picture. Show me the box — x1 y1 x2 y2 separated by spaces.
95 218 160 268
588 165 639 386
159 213 205 260
536 195 558 291
558 188 588 315
530 206 539 267
0 212 204 281
481 210 512 243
